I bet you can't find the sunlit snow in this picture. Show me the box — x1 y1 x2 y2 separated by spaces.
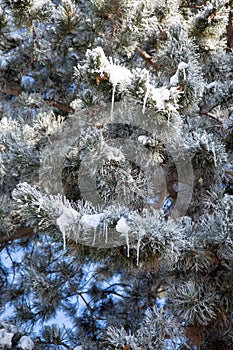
0 329 14 348
18 335 34 350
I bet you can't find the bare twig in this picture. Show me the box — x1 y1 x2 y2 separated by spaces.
104 0 120 53
65 274 99 337
136 47 160 71
226 1 233 51
201 112 223 125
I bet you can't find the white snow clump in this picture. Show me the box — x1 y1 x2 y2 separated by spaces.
18 335 34 350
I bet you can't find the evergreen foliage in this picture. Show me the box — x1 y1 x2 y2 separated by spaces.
0 0 233 349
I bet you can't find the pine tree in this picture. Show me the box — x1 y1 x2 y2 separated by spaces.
0 0 233 349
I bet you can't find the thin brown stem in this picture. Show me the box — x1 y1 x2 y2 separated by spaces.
226 0 233 51
136 47 160 71
65 274 98 337
201 112 223 125
104 0 120 52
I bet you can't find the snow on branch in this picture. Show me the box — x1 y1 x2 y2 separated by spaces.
13 182 195 266
75 46 181 115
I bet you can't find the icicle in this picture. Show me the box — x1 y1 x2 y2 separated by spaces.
136 232 141 266
182 68 186 80
211 145 217 167
63 231 66 250
56 206 79 250
93 227 96 246
111 83 116 116
178 62 189 75
126 231 130 258
142 72 150 114
170 71 179 86
104 221 108 243
143 87 149 114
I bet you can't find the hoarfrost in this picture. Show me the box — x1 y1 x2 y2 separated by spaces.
102 143 125 162
150 86 170 109
143 74 171 112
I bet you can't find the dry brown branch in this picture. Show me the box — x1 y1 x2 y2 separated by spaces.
136 47 160 71
0 226 35 245
226 1 233 51
104 0 120 53
201 112 223 125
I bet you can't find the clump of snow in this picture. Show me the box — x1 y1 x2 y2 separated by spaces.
138 135 157 147
143 80 171 112
80 213 104 229
138 135 149 145
116 217 130 257
170 61 189 86
150 86 170 109
107 59 132 115
86 47 132 114
108 57 132 88
18 335 34 350
74 346 83 350
0 323 18 334
56 206 80 249
116 217 130 235
101 142 125 162
31 0 51 14
21 76 36 92
0 56 9 69
0 323 35 349
82 47 182 114
206 81 217 90
0 328 14 348
8 32 22 42
80 213 105 245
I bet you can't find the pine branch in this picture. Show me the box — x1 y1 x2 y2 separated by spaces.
1 88 75 114
36 339 71 350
